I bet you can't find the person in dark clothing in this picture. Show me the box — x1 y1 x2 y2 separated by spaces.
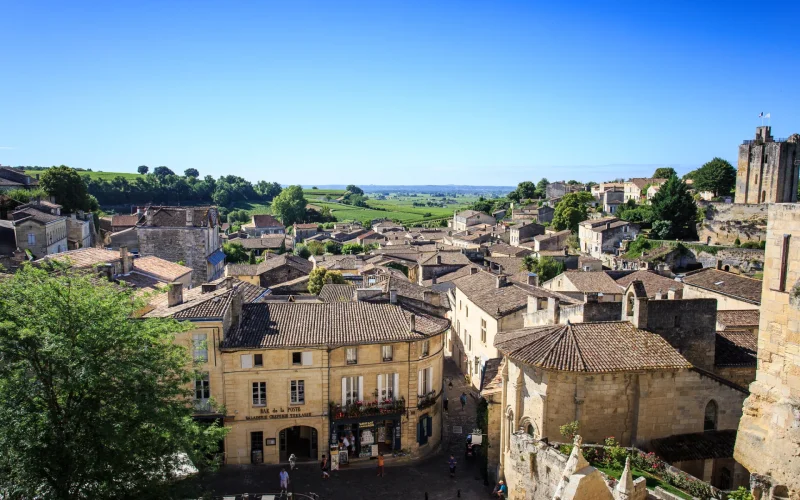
448 455 457 477
443 396 449 413
460 392 467 410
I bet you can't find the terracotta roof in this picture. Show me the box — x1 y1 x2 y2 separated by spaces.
38 248 121 268
484 256 527 274
716 310 760 330
139 206 218 228
615 271 683 298
481 357 504 395
13 208 66 224
455 210 486 218
420 264 483 286
487 243 532 257
235 235 288 250
589 220 631 232
496 321 691 372
143 280 267 319
715 330 757 367
295 223 319 229
651 430 736 463
226 263 261 276
533 230 571 242
683 268 762 305
551 271 623 294
223 301 449 349
453 271 534 318
418 251 471 266
260 254 312 274
268 275 311 294
627 177 667 189
111 214 140 227
133 256 192 281
319 283 355 302
250 214 284 228
579 216 618 228
116 272 169 294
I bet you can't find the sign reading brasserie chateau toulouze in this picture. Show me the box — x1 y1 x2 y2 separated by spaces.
245 407 313 421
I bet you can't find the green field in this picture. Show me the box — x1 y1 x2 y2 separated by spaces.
24 169 141 181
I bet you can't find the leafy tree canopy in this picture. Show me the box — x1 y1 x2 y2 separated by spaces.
0 266 226 499
521 255 564 283
536 178 550 194
341 243 365 255
294 243 311 259
307 267 346 295
137 165 149 174
222 242 249 263
515 181 536 199
271 185 308 226
692 157 736 197
551 191 594 232
653 167 677 179
345 185 364 196
649 175 697 240
39 165 91 213
153 166 175 177
184 168 199 178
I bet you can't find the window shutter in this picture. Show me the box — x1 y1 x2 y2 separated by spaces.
393 373 400 401
417 421 422 444
426 368 433 394
417 370 423 396
377 374 383 401
358 376 364 402
301 352 313 366
241 354 252 368
341 378 347 404
426 415 433 437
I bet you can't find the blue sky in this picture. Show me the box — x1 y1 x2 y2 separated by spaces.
1 1 798 186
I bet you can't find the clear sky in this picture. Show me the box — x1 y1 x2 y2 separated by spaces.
1 1 798 186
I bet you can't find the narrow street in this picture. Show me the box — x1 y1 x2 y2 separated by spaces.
192 358 491 499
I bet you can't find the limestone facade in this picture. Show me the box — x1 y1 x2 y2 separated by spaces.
735 127 799 204
735 203 800 497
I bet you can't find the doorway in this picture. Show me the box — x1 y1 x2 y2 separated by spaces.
251 431 264 464
279 426 318 462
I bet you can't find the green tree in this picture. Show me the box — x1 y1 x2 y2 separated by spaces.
324 240 342 255
307 267 346 295
222 242 249 263
516 181 536 199
153 166 175 177
39 165 91 212
306 240 326 256
137 165 149 174
650 175 697 239
271 185 308 225
345 184 364 196
653 167 677 179
522 255 564 283
341 243 365 255
536 178 549 194
692 157 736 197
184 168 200 178
551 191 594 232
0 265 226 499
3 187 49 204
294 243 311 259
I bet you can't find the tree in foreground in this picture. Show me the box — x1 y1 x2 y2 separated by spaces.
0 266 226 499
39 165 91 213
271 185 308 226
692 157 736 197
551 191 594 232
649 175 697 240
522 255 564 283
307 267 346 295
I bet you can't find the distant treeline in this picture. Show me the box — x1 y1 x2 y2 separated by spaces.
84 173 281 207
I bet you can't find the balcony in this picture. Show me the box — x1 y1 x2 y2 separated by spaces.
329 398 406 419
417 391 437 410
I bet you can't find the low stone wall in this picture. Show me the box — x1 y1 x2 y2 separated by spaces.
504 433 568 500
697 202 768 246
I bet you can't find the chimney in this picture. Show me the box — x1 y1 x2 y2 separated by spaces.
229 286 243 329
606 221 611 230
667 288 683 300
526 295 541 315
185 209 194 227
655 290 663 300
409 314 416 332
167 282 184 307
495 275 507 288
527 272 539 287
585 292 598 303
145 207 153 224
389 289 398 304
469 267 479 275
201 283 217 293
120 246 131 274
98 263 114 282
423 290 441 307
547 297 560 324
716 259 723 270
436 254 442 265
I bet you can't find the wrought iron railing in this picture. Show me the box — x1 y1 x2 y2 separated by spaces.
329 397 406 419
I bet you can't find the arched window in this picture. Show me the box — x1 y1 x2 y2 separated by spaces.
506 410 514 451
626 292 635 317
704 400 717 431
761 190 767 203
527 424 535 437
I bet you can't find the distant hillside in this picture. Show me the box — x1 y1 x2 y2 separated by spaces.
23 169 140 181
303 184 514 195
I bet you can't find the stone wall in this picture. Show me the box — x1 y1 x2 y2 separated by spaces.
691 248 765 276
503 432 568 500
714 366 756 389
697 202 768 246
260 265 308 288
735 203 800 496
138 227 212 286
682 285 759 311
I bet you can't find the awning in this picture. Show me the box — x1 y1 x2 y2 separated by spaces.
207 248 226 267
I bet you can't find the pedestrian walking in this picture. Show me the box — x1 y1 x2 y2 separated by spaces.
443 396 449 413
279 468 290 493
460 392 467 411
376 452 385 477
321 454 330 479
448 454 457 478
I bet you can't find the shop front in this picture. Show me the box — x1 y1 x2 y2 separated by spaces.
328 402 405 466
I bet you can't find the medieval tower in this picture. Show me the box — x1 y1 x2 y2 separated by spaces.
735 126 799 204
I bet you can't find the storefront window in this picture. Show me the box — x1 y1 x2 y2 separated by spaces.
252 381 267 406
290 380 305 405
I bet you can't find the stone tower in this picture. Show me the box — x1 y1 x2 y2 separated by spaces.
734 203 800 498
735 126 800 204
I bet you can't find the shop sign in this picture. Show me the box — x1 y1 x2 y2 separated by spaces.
359 421 374 428
245 407 312 420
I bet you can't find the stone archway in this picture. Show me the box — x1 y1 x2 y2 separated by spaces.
279 425 319 463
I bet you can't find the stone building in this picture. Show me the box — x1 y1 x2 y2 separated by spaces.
509 221 545 246
532 229 571 252
451 209 495 232
541 270 624 302
490 289 751 493
292 223 319 242
511 204 554 224
12 206 68 257
623 178 666 204
735 203 800 497
602 187 625 214
735 126 799 204
416 250 471 284
66 212 94 249
682 268 762 310
242 214 285 237
137 206 224 286
546 181 585 200
225 254 312 288
578 217 636 259
0 167 39 192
